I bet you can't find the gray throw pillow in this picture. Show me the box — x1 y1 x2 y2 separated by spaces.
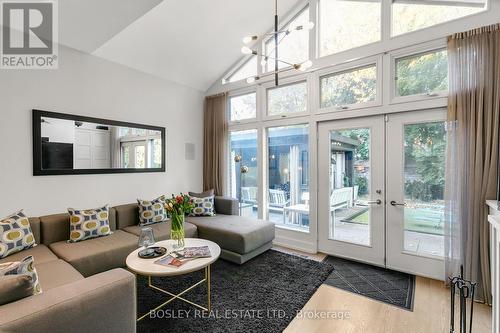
188 189 214 197
0 274 33 305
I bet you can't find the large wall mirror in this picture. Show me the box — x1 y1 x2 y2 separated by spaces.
33 109 166 175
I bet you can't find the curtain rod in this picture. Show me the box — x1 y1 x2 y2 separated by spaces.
205 92 227 99
449 23 500 40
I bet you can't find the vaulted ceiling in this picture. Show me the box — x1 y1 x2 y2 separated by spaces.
91 0 302 91
51 0 302 91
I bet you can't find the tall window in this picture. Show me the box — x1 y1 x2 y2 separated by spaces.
264 7 309 71
319 0 381 57
229 130 258 218
392 0 487 36
395 49 448 97
229 92 257 122
267 125 309 229
225 57 257 83
267 81 307 116
320 64 377 109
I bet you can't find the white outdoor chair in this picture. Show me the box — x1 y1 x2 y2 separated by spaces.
241 186 257 205
330 187 352 221
268 189 289 218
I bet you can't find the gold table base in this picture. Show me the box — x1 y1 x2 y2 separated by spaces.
137 265 211 322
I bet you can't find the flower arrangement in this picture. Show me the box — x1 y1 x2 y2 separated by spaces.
164 194 194 249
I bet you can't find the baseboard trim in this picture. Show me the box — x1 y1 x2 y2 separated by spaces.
273 236 316 254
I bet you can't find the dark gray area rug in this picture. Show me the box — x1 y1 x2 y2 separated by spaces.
323 256 415 310
137 250 334 333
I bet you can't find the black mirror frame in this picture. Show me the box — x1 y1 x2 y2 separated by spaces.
32 109 166 176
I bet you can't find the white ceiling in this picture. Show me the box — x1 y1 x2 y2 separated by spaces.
92 0 303 91
59 0 163 53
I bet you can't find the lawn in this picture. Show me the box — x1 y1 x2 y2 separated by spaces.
347 207 444 235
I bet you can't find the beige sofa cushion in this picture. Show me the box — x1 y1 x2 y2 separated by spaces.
0 245 57 266
39 208 117 245
0 268 135 333
186 215 275 255
113 203 139 229
35 259 83 290
123 220 198 241
48 230 138 277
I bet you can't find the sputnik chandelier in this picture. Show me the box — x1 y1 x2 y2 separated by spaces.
240 0 314 86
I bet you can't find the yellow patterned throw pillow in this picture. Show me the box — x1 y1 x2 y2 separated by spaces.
0 210 36 259
67 205 112 243
0 255 42 297
188 195 215 217
137 196 168 226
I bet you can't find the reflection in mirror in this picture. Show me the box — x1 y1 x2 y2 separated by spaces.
40 117 162 170
33 110 165 175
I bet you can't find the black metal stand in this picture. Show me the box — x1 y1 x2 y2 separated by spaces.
449 266 477 333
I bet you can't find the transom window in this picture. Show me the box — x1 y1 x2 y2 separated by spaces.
225 57 257 84
229 92 257 122
395 49 448 97
264 7 309 72
320 64 377 109
392 0 487 36
267 81 307 116
319 0 381 57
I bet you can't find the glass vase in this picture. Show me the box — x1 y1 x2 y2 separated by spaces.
170 213 185 250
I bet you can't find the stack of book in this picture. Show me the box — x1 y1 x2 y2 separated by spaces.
154 246 211 268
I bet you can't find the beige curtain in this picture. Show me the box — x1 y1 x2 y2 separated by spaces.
203 93 227 196
446 24 500 303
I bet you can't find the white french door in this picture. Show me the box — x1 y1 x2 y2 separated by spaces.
385 110 446 280
318 116 386 266
318 110 446 280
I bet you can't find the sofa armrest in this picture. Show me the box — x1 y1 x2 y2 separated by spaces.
0 268 136 333
215 196 239 216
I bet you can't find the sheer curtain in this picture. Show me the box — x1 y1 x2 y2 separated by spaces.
203 93 228 196
445 24 500 303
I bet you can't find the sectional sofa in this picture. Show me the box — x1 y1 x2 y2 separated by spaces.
0 197 275 333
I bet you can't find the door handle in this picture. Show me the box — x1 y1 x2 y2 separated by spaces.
366 199 381 205
390 200 407 206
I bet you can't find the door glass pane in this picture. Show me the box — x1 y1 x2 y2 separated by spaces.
319 0 381 57
403 121 446 257
392 0 486 37
329 128 371 246
135 146 145 168
229 130 258 218
396 50 448 97
122 146 130 168
151 139 162 168
320 65 377 108
267 125 309 230
267 81 307 116
229 93 257 122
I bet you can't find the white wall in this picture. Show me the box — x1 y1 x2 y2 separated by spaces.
0 45 204 217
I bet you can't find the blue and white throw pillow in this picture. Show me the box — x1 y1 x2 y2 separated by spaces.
189 195 215 217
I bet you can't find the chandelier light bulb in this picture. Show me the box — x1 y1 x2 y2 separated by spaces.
241 46 254 55
297 60 312 71
246 76 259 84
293 21 315 32
242 35 258 44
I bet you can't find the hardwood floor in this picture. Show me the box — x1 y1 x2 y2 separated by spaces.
285 276 492 333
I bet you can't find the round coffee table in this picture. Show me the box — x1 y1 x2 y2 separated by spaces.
126 238 221 321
